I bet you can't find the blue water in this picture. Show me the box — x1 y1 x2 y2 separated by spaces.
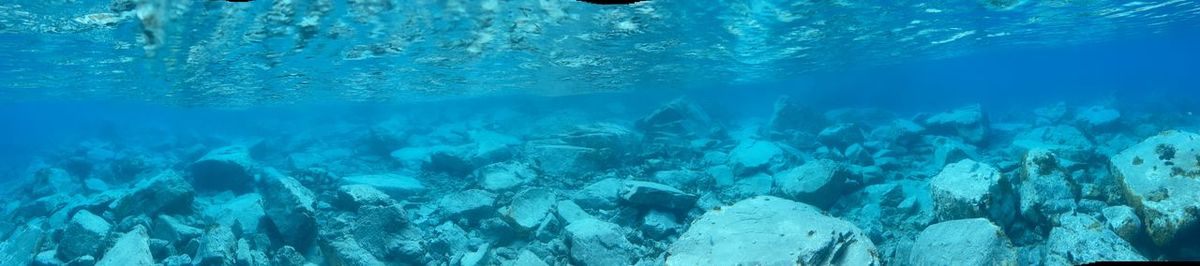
2 0 1200 265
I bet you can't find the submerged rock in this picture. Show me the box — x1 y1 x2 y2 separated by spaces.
1103 205 1143 243
1012 125 1096 162
764 96 827 140
0 225 46 266
190 145 256 193
335 184 395 211
437 189 497 219
260 170 318 249
1046 214 1145 265
728 140 788 175
619 181 697 210
909 218 1016 266
565 219 638 266
818 123 866 149
1018 149 1077 225
930 159 1002 221
1110 130 1200 246
475 161 537 192
499 188 557 231
194 226 237 266
772 159 849 209
574 178 623 209
340 173 426 199
922 104 988 144
96 226 154 266
109 171 195 219
636 98 716 138
667 196 879 265
58 210 111 260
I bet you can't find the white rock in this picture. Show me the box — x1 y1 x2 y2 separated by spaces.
96 226 154 266
1110 130 1200 246
909 218 1016 266
930 159 1001 221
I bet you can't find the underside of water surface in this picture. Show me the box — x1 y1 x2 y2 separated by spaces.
2 0 1200 265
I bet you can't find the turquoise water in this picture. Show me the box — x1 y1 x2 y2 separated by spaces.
2 0 1200 265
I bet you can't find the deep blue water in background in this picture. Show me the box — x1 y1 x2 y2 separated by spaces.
1 26 1198 180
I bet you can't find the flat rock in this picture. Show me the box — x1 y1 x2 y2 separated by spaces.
1075 105 1121 128
261 170 318 249
909 218 1016 266
109 171 195 219
667 196 879 265
640 210 680 239
58 210 111 260
619 181 697 210
1110 130 1200 246
96 226 154 266
565 219 638 266
728 140 786 175
773 159 849 209
201 193 265 234
930 159 1001 221
190 145 256 192
1012 125 1096 162
573 178 622 209
437 189 497 219
922 104 988 144
151 215 202 244
499 188 557 231
335 185 395 211
818 123 865 148
320 237 385 266
0 225 45 266
1046 214 1145 265
194 226 237 266
475 161 537 192
341 174 426 199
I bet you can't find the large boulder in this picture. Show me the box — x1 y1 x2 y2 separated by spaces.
1074 105 1121 129
340 174 426 199
0 225 45 266
1110 130 1200 246
763 96 827 141
773 159 849 209
636 98 715 138
818 123 866 149
58 210 112 260
1018 149 1077 225
930 159 1002 221
109 171 195 219
190 145 256 193
260 170 318 249
619 181 697 210
95 226 155 266
667 196 879 265
909 218 1016 266
922 104 988 144
565 219 638 266
1045 214 1145 265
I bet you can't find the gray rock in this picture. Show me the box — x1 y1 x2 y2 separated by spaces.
922 104 988 144
1018 149 1077 225
640 210 680 238
1075 105 1120 129
190 145 256 192
909 218 1016 266
619 181 697 210
931 137 978 168
505 250 548 266
523 142 603 180
930 159 1002 221
705 165 735 187
430 222 470 255
555 200 593 225
0 225 45 266
335 185 395 211
573 178 622 209
565 219 638 266
1103 205 1142 243
652 170 705 190
320 237 385 266
438 189 497 219
1046 214 1146 264
201 193 264 234
1110 130 1200 246
96 226 154 266
66 255 95 266
764 96 827 138
818 123 865 149
58 210 112 260
460 243 490 266
31 168 79 197
109 171 195 219
667 196 879 265
235 239 270 266
352 204 417 260
162 255 191 266
729 172 773 199
636 98 715 138
34 250 61 266
271 246 305 266
499 188 557 231
340 174 426 199
151 215 202 244
260 170 318 249
1012 125 1096 162
728 140 787 175
475 162 537 192
773 159 849 209
194 226 237 266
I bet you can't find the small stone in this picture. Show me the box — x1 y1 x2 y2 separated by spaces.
619 181 697 210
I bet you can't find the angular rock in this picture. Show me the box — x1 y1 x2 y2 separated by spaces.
335 185 395 211
352 204 417 260
190 145 256 192
260 170 317 249
475 161 537 192
773 159 849 209
1046 214 1146 264
1075 105 1121 129
499 188 557 231
729 172 773 199
652 170 706 190
31 168 79 197
635 98 715 138
194 226 237 266
96 226 154 266
728 140 787 175
163 255 192 266
764 96 827 140
640 210 680 238
931 137 979 168
320 237 385 266
619 181 697 210
1012 125 1096 162
1103 205 1143 243
0 225 45 266
555 200 593 225
34 250 61 266
340 174 426 199
272 246 306 266
109 171 195 219
573 178 622 209
909 218 1016 266
1110 130 1200 246
565 219 638 266
667 196 879 265
201 193 264 234
1018 149 1077 225
437 189 497 219
930 159 1002 221
522 142 602 180
58 210 112 260
922 104 988 144
507 250 549 266
818 123 865 149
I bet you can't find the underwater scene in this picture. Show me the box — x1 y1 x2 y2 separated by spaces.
2 0 1200 265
